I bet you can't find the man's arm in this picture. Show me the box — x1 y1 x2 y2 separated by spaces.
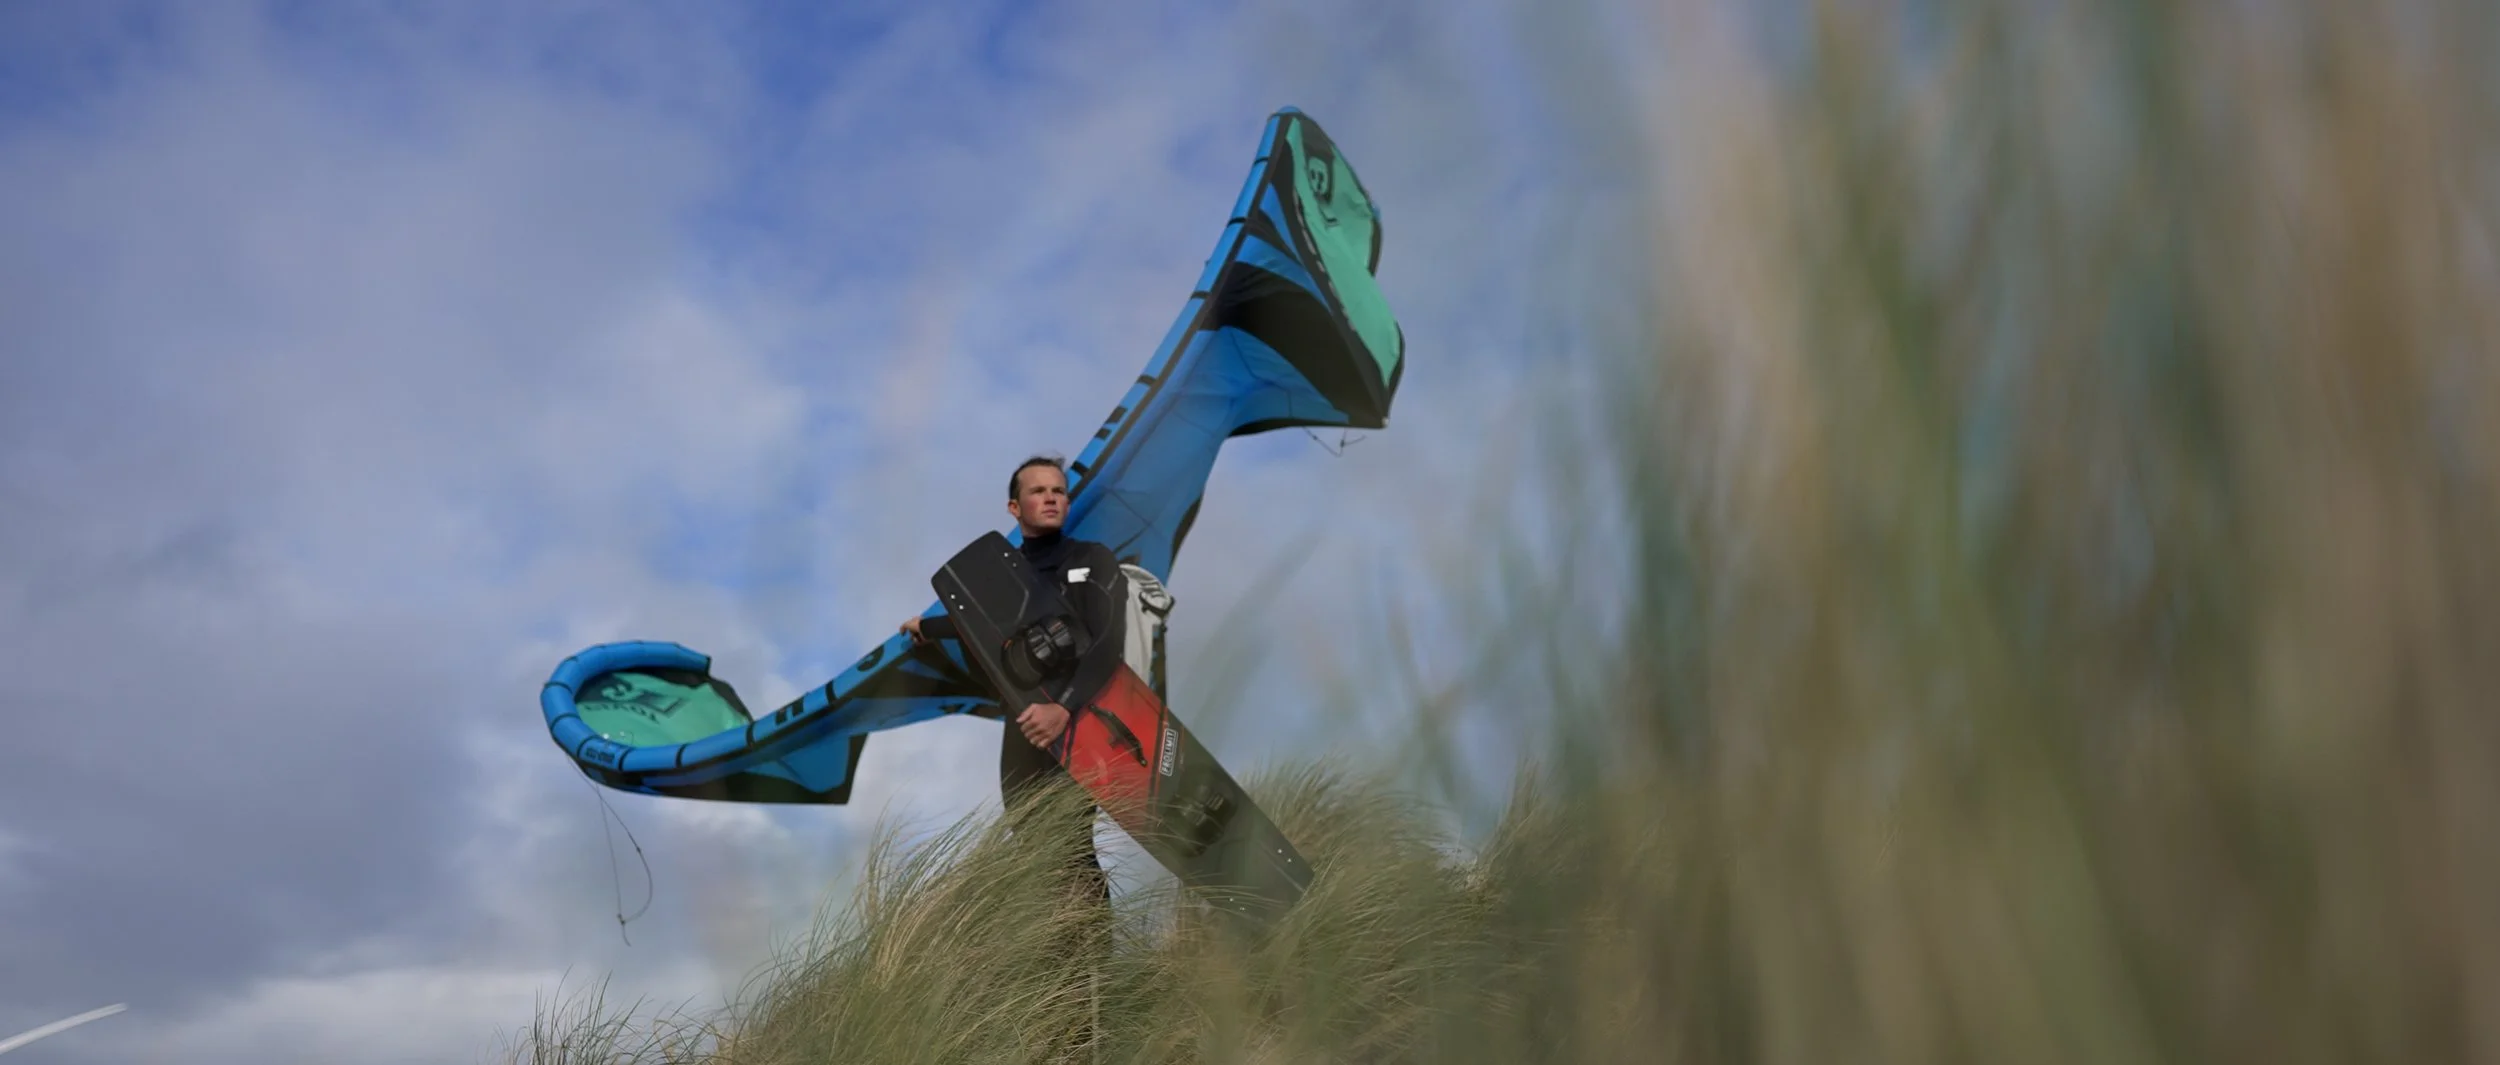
1057 544 1130 707
903 612 958 644
1076 543 1128 645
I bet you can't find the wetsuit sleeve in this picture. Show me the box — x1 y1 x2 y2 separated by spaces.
917 612 958 643
1057 544 1130 707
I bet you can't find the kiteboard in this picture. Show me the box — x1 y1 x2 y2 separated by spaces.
931 530 1312 925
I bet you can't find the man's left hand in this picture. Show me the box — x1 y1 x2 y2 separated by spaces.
1018 702 1071 747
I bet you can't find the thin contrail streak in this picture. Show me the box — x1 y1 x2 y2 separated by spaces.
0 1004 128 1056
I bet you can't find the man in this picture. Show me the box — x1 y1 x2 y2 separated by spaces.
902 454 1127 912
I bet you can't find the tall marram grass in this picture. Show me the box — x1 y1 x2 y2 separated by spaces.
503 2 2500 1062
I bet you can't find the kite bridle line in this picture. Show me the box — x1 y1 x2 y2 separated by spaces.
585 775 654 946
1302 427 1365 457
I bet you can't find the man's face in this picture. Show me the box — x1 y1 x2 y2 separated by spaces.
1008 465 1068 533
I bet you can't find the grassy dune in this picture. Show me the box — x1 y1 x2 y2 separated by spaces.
505 3 2500 1062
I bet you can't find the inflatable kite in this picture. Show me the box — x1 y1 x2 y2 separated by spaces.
542 107 1405 803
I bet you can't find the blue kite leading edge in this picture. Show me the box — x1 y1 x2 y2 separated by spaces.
542 107 1407 804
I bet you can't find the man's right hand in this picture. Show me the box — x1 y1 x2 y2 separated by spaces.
900 616 925 643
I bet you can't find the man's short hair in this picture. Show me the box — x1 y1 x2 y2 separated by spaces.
1009 454 1066 499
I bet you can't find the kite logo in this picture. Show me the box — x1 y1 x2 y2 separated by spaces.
1158 726 1178 777
1304 151 1342 228
595 678 681 717
579 737 630 769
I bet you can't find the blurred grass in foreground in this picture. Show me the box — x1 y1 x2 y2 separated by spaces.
502 2 2500 1061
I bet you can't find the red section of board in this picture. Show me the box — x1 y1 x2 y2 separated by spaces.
1054 664 1169 826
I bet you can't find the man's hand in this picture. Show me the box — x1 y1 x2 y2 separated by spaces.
1017 702 1070 747
900 616 925 643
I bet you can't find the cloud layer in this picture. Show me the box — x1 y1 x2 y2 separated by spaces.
0 2 1661 1061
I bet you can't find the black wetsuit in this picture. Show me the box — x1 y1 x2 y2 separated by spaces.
919 529 1127 904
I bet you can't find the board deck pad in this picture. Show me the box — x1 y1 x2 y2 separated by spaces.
933 531 1312 924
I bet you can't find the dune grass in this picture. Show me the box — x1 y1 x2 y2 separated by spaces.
503 2 2500 1062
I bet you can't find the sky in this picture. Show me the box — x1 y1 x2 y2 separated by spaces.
0 1 1668 1061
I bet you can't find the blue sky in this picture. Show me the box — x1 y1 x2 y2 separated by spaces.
0 2 1664 1060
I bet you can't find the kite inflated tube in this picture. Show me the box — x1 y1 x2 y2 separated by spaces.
543 640 714 770
542 639 889 804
